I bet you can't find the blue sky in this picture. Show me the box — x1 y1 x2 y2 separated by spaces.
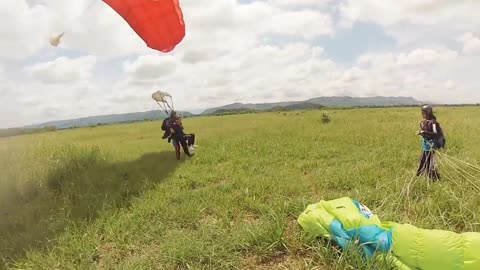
317 22 397 63
1 0 480 128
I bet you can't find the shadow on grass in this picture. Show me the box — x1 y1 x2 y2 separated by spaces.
0 150 182 267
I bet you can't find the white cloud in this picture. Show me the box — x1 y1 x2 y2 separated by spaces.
123 55 178 84
0 0 52 59
0 0 153 60
112 43 472 111
54 0 148 57
340 1 480 28
458 32 480 55
0 67 14 96
350 46 478 103
0 0 333 60
339 0 480 47
176 0 333 56
28 56 96 84
0 77 112 128
358 47 458 69
5 41 479 128
0 55 107 127
267 0 334 9
181 49 214 64
0 69 36 127
271 10 333 39
1 0 480 128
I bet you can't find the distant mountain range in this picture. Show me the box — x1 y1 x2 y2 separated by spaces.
201 96 422 114
4 96 422 132
25 110 193 130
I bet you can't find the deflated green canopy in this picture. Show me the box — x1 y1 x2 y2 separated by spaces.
298 197 480 270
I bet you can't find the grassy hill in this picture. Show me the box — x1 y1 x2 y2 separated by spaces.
202 96 421 114
1 106 479 269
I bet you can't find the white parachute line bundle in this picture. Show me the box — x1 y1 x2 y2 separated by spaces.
356 122 480 228
375 146 480 230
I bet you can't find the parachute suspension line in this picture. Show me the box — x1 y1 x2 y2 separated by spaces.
396 172 421 214
434 155 479 230
439 151 479 188
415 141 480 190
440 152 480 174
376 145 427 213
156 101 169 115
436 151 476 179
435 153 469 191
376 170 415 213
442 156 479 189
170 97 175 112
435 151 480 191
379 145 440 214
164 97 174 113
376 144 480 229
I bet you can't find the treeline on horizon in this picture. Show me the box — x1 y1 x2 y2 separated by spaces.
208 103 480 116
1 103 478 138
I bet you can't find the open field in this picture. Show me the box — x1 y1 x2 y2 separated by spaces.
1 107 480 269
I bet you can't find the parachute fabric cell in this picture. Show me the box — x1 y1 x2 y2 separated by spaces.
298 197 480 270
102 0 185 52
152 91 172 103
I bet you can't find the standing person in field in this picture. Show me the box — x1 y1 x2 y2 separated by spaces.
416 105 444 180
169 115 196 160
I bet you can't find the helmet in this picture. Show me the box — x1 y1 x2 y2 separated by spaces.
421 105 433 114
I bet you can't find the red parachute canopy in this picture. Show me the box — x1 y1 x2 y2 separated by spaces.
103 0 185 53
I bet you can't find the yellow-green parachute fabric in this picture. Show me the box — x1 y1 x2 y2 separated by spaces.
297 197 480 270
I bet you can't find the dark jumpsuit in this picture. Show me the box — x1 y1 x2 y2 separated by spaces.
161 117 171 139
416 119 440 180
170 119 195 159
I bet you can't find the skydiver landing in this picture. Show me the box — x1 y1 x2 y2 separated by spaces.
416 105 443 180
170 115 195 160
172 115 196 149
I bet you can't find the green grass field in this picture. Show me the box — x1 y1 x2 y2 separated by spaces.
1 107 480 269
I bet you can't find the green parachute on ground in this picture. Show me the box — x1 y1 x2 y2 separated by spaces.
298 197 480 270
